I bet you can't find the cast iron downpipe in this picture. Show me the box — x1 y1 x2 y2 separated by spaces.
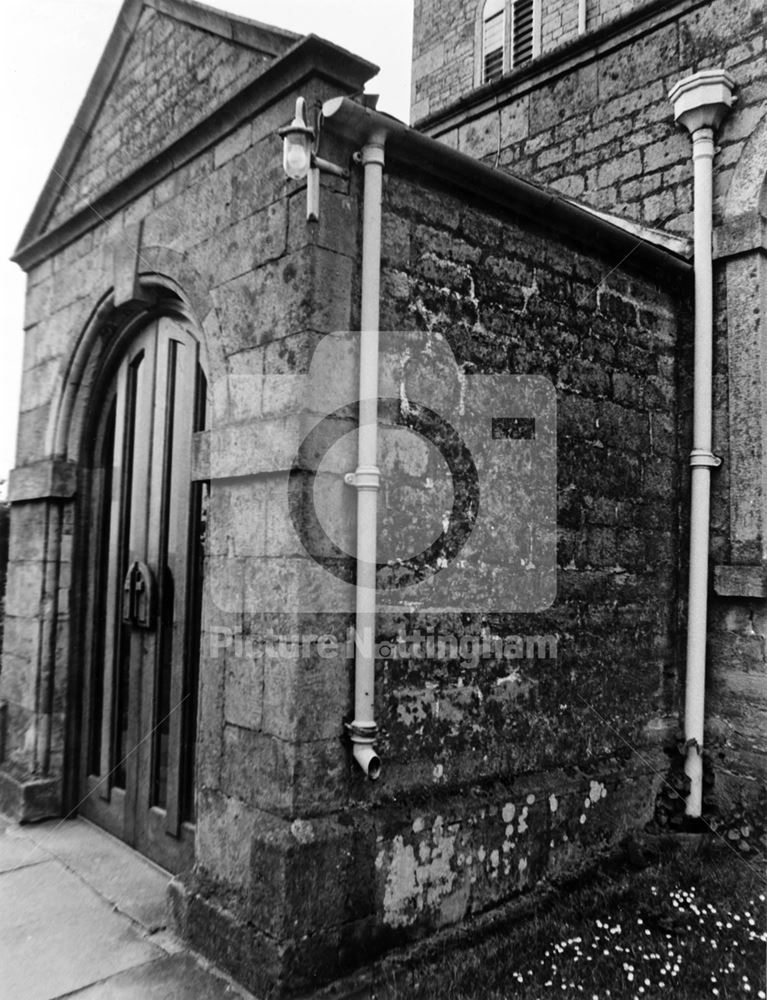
344 131 387 780
668 70 734 818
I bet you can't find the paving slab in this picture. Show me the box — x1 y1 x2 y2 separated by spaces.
20 817 169 930
0 815 259 1000
0 860 164 1000
0 820 49 874
64 953 251 998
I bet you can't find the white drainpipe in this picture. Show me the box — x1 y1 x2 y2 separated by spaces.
668 70 735 817
344 132 388 780
578 0 587 36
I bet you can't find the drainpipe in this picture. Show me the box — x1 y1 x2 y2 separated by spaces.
344 131 387 780
578 0 587 36
668 70 735 818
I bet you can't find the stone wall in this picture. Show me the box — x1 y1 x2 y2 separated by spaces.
169 150 691 994
348 163 689 949
413 0 653 123
411 0 767 825
415 0 766 235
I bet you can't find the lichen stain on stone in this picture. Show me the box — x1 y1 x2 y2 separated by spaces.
517 806 529 834
589 779 608 802
289 819 315 844
377 818 465 929
395 686 432 730
393 683 480 738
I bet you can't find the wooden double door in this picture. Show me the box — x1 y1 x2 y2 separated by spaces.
80 317 207 873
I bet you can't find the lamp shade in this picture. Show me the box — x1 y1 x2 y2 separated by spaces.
278 97 315 180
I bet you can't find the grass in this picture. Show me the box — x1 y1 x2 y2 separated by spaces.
388 838 766 1000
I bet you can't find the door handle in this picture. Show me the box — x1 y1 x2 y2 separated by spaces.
121 560 157 629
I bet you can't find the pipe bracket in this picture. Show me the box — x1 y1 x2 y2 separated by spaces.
689 449 722 469
344 466 380 490
346 721 379 744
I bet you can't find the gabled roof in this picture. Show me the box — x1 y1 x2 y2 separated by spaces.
15 0 375 267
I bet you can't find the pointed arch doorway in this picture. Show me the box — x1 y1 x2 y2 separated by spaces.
78 315 208 874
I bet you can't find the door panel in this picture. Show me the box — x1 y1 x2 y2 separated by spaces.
80 317 205 874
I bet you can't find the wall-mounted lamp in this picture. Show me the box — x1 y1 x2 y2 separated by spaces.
278 97 349 222
279 96 315 179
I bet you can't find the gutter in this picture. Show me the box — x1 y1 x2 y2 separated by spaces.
323 97 692 277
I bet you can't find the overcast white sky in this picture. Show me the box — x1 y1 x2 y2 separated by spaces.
0 0 413 495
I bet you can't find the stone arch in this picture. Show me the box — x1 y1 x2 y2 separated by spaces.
49 246 223 464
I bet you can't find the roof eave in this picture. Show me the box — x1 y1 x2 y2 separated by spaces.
146 0 300 54
322 96 693 277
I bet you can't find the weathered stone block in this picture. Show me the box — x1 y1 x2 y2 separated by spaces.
0 768 61 822
8 461 77 504
18 358 61 414
213 122 253 170
196 651 226 792
3 562 47 618
529 63 599 135
168 872 284 999
224 652 264 730
598 26 678 99
196 789 259 889
206 479 267 559
7 505 49 561
212 246 353 355
194 200 287 286
287 186 358 258
22 278 54 330
205 555 245 617
221 724 293 813
0 618 42 704
249 812 371 938
12 408 52 467
293 739 349 812
143 164 234 252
